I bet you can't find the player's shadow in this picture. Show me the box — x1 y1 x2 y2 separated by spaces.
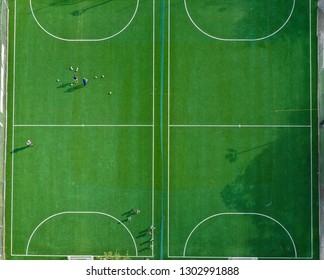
320 120 324 127
11 146 29 154
140 239 152 246
139 246 151 252
138 227 151 234
57 83 71 89
121 209 136 217
65 84 83 93
71 0 112 16
50 0 86 7
137 232 149 238
117 217 131 225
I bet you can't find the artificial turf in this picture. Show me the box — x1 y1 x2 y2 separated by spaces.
5 0 319 259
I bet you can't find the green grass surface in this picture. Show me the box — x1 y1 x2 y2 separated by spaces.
5 0 319 260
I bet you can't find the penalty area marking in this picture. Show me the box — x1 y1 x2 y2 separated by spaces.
183 0 295 41
29 0 140 42
183 212 297 258
25 211 138 256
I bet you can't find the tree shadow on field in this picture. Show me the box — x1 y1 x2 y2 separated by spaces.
225 143 273 163
220 125 313 256
11 146 29 154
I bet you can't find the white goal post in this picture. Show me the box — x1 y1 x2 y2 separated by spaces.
67 255 94 260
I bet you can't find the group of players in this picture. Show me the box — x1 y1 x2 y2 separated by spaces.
73 74 88 86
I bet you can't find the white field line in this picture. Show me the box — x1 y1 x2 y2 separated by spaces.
29 0 140 42
169 124 311 128
168 255 312 260
183 0 296 42
309 0 314 258
14 124 153 127
183 212 297 258
11 0 18 256
322 36 324 69
11 0 155 257
167 0 171 258
12 253 153 258
25 211 138 256
167 0 314 259
151 0 155 255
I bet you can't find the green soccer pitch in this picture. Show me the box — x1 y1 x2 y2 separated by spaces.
4 0 319 260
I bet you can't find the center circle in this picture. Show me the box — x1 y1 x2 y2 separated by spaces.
184 0 295 41
30 0 139 41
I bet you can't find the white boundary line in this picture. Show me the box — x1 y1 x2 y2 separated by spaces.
151 0 155 257
168 255 313 260
14 124 153 127
170 124 311 128
183 0 296 42
182 212 297 258
2 2 10 261
29 0 140 42
309 0 314 258
167 0 171 258
11 253 153 258
11 0 155 258
167 0 315 259
10 0 17 256
25 211 138 256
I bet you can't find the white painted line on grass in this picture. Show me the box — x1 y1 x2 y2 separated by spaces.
183 212 297 258
169 124 311 128
184 0 296 42
14 124 153 127
29 0 140 42
26 211 138 256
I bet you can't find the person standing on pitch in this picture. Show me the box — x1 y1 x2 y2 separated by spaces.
26 140 33 147
83 78 88 86
73 74 78 84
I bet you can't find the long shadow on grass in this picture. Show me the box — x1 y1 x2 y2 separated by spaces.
71 0 112 16
50 0 87 7
225 142 273 163
65 84 84 93
11 146 29 154
57 83 71 89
